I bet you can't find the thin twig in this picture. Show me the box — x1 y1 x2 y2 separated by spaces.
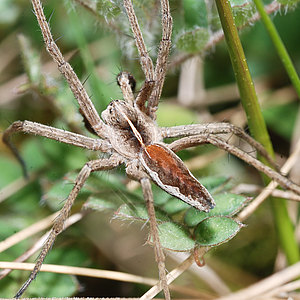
0 170 40 204
170 252 231 296
238 137 300 221
140 254 194 299
0 212 85 280
257 279 300 299
217 261 300 300
0 260 203 298
232 183 300 202
0 261 159 286
0 212 58 253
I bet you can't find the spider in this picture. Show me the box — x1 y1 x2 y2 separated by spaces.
3 0 300 298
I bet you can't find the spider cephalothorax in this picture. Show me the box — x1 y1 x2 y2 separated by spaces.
101 99 161 159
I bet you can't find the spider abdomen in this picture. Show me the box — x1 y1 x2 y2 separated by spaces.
140 143 215 212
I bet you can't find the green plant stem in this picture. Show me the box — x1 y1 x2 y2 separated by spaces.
215 0 272 152
253 0 300 99
215 0 299 264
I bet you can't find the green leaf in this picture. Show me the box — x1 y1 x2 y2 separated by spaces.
231 1 256 28
152 186 172 206
0 0 20 25
96 0 121 19
185 193 249 227
83 172 128 194
26 271 77 297
152 222 196 251
176 27 210 53
156 103 198 127
25 247 88 297
42 178 74 210
22 139 49 172
115 204 170 223
43 171 91 210
44 169 123 210
263 102 298 140
162 197 190 215
18 34 41 85
277 0 300 4
84 195 120 211
183 0 208 28
194 216 243 246
0 156 22 187
200 176 231 192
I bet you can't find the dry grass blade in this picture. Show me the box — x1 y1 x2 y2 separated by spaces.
232 184 300 202
0 260 203 298
0 261 158 286
170 253 231 296
238 137 300 221
217 261 300 300
256 279 300 299
0 212 58 253
0 212 85 280
0 171 40 204
140 254 195 299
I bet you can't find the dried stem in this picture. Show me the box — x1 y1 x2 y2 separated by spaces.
0 212 58 254
0 261 158 286
0 260 202 298
0 170 40 203
141 254 194 299
258 279 300 299
238 137 300 221
218 261 300 300
0 212 85 280
232 184 300 202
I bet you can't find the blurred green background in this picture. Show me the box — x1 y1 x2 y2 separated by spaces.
0 0 300 298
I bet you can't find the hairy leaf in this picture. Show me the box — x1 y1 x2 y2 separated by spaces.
185 193 248 227
194 216 243 246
